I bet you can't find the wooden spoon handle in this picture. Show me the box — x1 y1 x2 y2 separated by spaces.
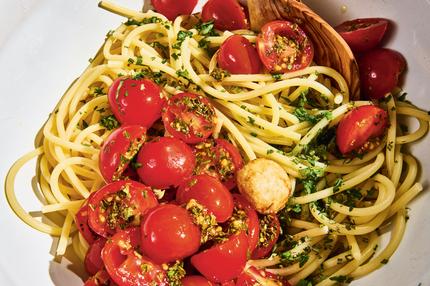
247 0 360 100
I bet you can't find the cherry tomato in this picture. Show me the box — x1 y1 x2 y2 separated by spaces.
201 0 248 31
101 227 168 286
335 18 389 53
85 238 107 276
141 204 201 264
358 48 406 99
191 232 248 283
236 266 289 286
177 174 234 223
182 276 215 286
336 105 388 154
220 281 236 286
87 180 158 237
108 77 165 128
257 20 313 73
99 125 146 182
136 137 196 189
251 214 280 259
151 0 197 21
193 139 244 190
162 93 216 144
75 203 99 245
217 35 262 74
84 270 113 286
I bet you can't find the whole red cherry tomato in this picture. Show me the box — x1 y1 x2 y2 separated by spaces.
257 20 313 73
193 139 244 190
358 48 406 99
182 275 215 286
108 77 165 128
251 214 280 259
75 202 99 245
201 0 248 31
191 232 248 283
162 93 216 144
87 180 158 237
335 18 389 53
84 269 113 286
136 137 196 188
336 105 388 154
151 0 197 20
141 204 201 264
101 227 169 286
99 125 146 182
85 238 107 276
177 174 234 223
217 35 262 74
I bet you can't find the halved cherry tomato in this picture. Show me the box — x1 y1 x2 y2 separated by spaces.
75 203 99 245
236 266 290 286
151 0 197 21
177 174 234 223
201 0 248 31
136 137 196 188
182 275 215 286
84 269 113 286
193 139 244 190
162 93 216 144
101 227 168 286
85 238 107 276
358 48 406 99
87 180 158 237
108 77 165 128
217 35 262 74
191 232 248 283
141 204 201 264
251 214 280 259
99 125 146 182
336 105 388 154
257 20 313 73
335 18 389 53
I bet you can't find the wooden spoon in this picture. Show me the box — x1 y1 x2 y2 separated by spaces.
247 0 360 100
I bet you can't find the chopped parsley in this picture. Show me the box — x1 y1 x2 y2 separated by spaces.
100 115 119 131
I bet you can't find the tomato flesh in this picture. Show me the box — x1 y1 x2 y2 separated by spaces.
75 203 99 245
101 227 168 286
87 180 158 237
85 238 107 276
251 214 280 259
136 137 196 189
108 77 165 128
177 174 234 223
162 92 216 144
335 18 389 53
151 0 198 20
201 0 248 31
358 48 406 100
182 275 215 286
218 35 262 74
191 232 248 283
236 266 290 286
336 105 388 154
99 125 146 182
141 204 201 264
257 20 313 73
84 269 113 286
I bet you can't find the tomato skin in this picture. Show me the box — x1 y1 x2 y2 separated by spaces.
136 137 196 189
101 227 168 286
358 48 406 99
336 105 388 154
218 35 262 74
99 125 146 182
182 276 215 286
85 238 107 276
151 0 197 20
162 93 217 144
257 20 313 73
177 174 234 223
236 266 290 286
251 214 280 259
75 203 99 245
141 204 201 264
201 0 248 31
191 232 249 283
84 270 113 286
108 77 165 128
335 18 389 53
194 139 244 190
87 180 158 237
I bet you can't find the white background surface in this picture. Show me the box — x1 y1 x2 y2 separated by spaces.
0 0 429 285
